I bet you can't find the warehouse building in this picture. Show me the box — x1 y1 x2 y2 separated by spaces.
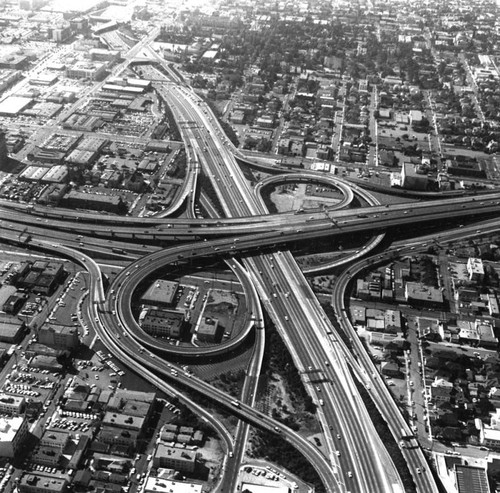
140 280 179 307
60 191 126 214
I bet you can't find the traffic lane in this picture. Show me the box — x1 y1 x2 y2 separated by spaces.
260 255 387 491
331 255 442 492
111 256 339 489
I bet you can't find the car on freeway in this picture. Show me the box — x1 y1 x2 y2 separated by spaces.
416 468 421 474
347 472 353 478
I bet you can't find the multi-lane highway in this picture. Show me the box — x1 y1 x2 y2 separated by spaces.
4 55 500 491
5 32 500 493
154 71 406 492
2 190 500 247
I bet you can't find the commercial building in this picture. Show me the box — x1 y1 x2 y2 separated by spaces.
60 191 126 214
475 320 498 349
140 280 179 307
89 49 121 62
18 474 67 493
29 73 59 86
467 257 485 283
102 84 145 95
66 61 107 81
0 394 24 415
37 184 68 206
39 430 69 452
27 149 66 164
41 165 68 184
368 332 399 348
98 427 139 449
0 315 25 343
41 133 81 153
0 416 29 458
153 444 196 473
2 294 25 314
76 136 108 153
138 308 184 338
107 389 156 420
48 25 72 43
38 326 79 350
405 282 444 308
401 162 428 191
102 412 145 433
454 465 489 493
0 69 22 92
19 166 49 182
0 55 29 70
240 484 289 493
0 96 32 116
16 261 65 295
197 317 222 343
144 477 202 493
65 149 99 167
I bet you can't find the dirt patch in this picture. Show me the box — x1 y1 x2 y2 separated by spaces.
204 289 239 331
258 372 320 435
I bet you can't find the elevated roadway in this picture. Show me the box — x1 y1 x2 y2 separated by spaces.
1 192 500 246
107 253 338 492
5 55 498 493
0 230 236 459
156 77 405 492
327 222 500 493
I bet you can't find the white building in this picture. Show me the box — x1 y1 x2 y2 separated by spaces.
467 257 484 282
144 477 202 493
0 416 28 457
0 394 24 415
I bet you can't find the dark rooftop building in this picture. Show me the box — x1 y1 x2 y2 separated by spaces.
454 465 489 493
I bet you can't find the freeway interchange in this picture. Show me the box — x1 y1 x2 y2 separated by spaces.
5 59 500 493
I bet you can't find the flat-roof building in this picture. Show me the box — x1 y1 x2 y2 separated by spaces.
0 394 24 415
65 149 98 166
144 477 202 493
41 165 68 184
19 165 49 182
454 465 489 493
40 429 69 452
138 308 184 338
197 317 221 343
401 162 428 191
38 325 79 350
405 282 444 308
19 473 67 493
153 444 196 473
0 315 24 343
60 190 126 214
29 72 59 86
0 416 29 458
66 61 107 81
102 412 145 432
239 484 289 493
141 280 179 307
0 96 32 115
467 257 484 282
